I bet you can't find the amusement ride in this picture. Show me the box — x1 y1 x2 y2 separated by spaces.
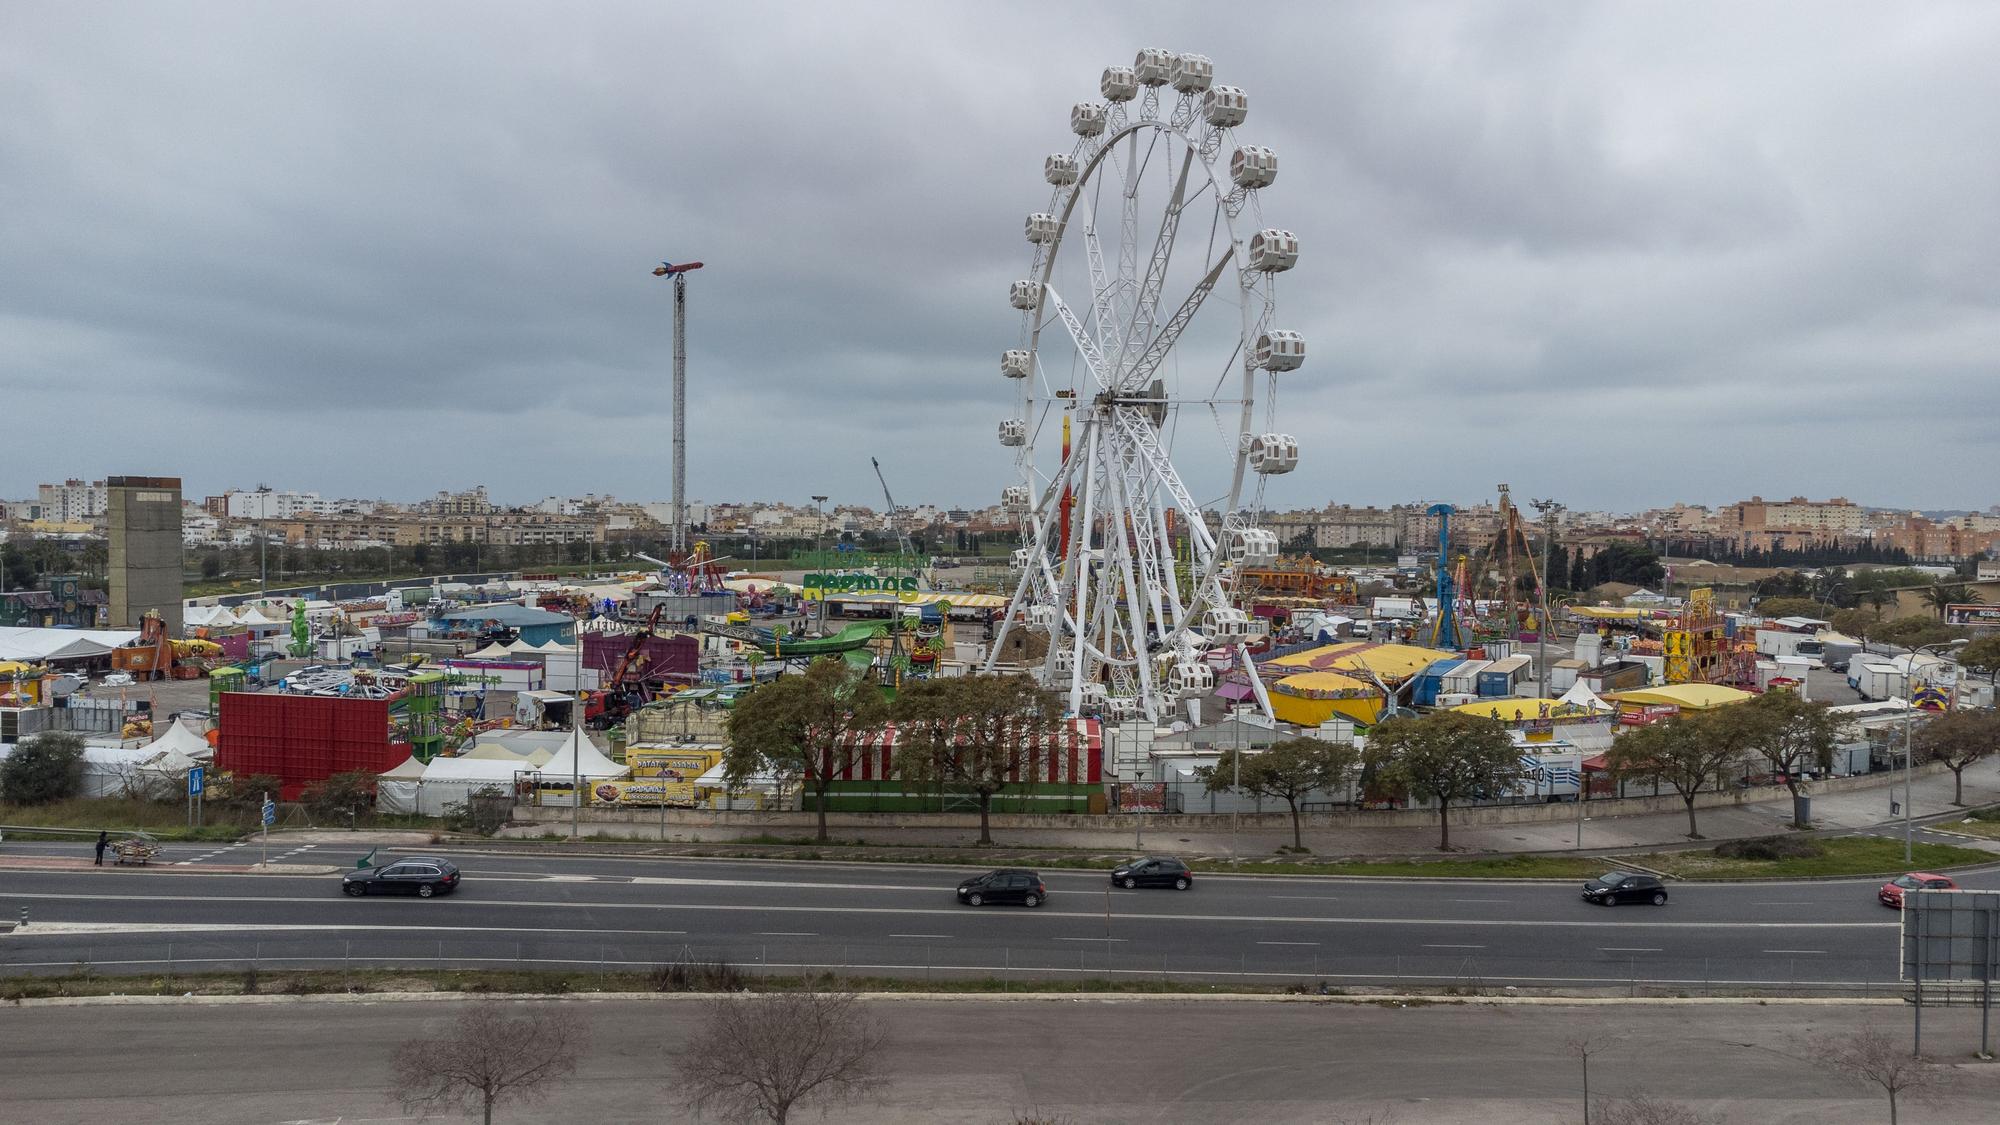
987 48 1304 723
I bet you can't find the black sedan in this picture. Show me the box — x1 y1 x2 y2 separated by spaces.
341 858 461 898
1581 871 1668 907
1111 856 1193 890
956 868 1046 908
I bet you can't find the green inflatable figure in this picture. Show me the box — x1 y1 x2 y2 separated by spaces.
289 600 312 658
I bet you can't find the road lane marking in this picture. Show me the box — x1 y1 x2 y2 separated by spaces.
1257 941 1319 947
1764 949 1827 954
756 931 817 937
0 891 1903 930
1 922 684 937
889 933 951 939
1423 944 1484 949
1060 937 1126 942
1600 947 1663 953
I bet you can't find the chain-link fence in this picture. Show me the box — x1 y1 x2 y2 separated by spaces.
1 931 1912 999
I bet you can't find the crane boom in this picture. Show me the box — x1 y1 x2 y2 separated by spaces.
870 456 916 557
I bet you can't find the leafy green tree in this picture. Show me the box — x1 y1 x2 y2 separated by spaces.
1604 714 1742 839
893 673 1059 846
1959 634 2000 685
1874 616 1965 650
1914 709 2000 806
1723 690 1851 827
725 658 889 842
303 770 379 823
1363 712 1521 851
1202 737 1361 851
1923 580 1978 621
1828 608 1880 639
0 731 86 805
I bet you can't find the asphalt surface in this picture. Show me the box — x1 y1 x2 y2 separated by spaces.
8 845 2000 989
4 997 2000 1124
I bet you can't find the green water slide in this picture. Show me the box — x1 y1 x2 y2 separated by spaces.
752 621 887 659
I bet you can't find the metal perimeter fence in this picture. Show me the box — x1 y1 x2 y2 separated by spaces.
0 932 1935 1001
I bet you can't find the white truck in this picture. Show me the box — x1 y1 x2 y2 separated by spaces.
1755 628 1826 667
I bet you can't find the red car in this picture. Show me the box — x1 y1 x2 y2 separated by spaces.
1879 872 1957 908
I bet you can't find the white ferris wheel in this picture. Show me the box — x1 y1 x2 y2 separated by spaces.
986 48 1304 724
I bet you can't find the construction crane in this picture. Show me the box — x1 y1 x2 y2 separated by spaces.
1428 503 1462 651
870 456 917 558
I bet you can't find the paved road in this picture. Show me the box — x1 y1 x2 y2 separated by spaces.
8 847 1998 989
4 997 1999 1124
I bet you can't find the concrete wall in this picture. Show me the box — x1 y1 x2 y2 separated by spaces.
515 762 1945 836
107 476 183 634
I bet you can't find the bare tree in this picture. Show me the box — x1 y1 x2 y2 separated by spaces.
681 988 885 1123
1567 1036 1607 1124
391 1003 587 1125
1812 1024 1943 1125
1594 1094 1720 1125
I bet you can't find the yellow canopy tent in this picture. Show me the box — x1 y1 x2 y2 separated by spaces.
1269 670 1385 727
1263 641 1458 682
1604 684 1755 711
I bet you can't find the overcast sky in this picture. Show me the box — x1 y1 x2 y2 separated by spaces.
4 3 1996 514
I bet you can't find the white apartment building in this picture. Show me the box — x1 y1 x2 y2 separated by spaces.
37 478 107 521
225 487 326 520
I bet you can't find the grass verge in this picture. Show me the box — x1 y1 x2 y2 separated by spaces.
1619 836 1995 880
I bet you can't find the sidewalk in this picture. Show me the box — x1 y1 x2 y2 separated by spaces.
490 763 2000 860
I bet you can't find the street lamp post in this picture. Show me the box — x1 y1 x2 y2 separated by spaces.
1901 639 1968 863
651 259 705 554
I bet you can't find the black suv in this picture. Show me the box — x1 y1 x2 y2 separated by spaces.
1110 856 1193 890
956 869 1047 908
1581 871 1667 907
342 857 462 898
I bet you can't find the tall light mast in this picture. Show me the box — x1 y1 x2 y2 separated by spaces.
652 259 705 553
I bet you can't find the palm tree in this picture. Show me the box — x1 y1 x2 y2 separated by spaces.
1923 580 1978 621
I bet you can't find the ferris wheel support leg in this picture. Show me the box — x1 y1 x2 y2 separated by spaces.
1065 423 1103 714
1238 642 1275 720
1106 460 1158 722
988 432 1081 676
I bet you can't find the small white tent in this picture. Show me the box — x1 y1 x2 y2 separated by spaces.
1558 681 1614 713
78 746 198 799
539 727 628 781
375 754 428 815
465 642 515 660
143 717 214 763
411 755 525 817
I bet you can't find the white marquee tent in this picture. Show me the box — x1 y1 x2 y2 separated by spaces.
142 717 214 763
0 627 142 664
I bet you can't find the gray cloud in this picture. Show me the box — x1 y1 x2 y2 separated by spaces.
1 2 1996 513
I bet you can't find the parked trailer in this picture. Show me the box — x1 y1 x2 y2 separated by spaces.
1849 661 1905 702
1440 660 1492 698
1754 628 1825 666
1477 654 1533 698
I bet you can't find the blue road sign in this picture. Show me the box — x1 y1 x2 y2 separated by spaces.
187 766 204 796
261 800 276 826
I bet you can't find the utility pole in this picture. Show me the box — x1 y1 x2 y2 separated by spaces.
652 259 705 554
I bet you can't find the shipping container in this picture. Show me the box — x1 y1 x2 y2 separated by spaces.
1476 654 1534 698
216 693 402 799
1548 659 1587 694
1440 660 1492 697
1411 658 1469 708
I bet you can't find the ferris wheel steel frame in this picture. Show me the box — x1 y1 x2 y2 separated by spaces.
985 51 1305 724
